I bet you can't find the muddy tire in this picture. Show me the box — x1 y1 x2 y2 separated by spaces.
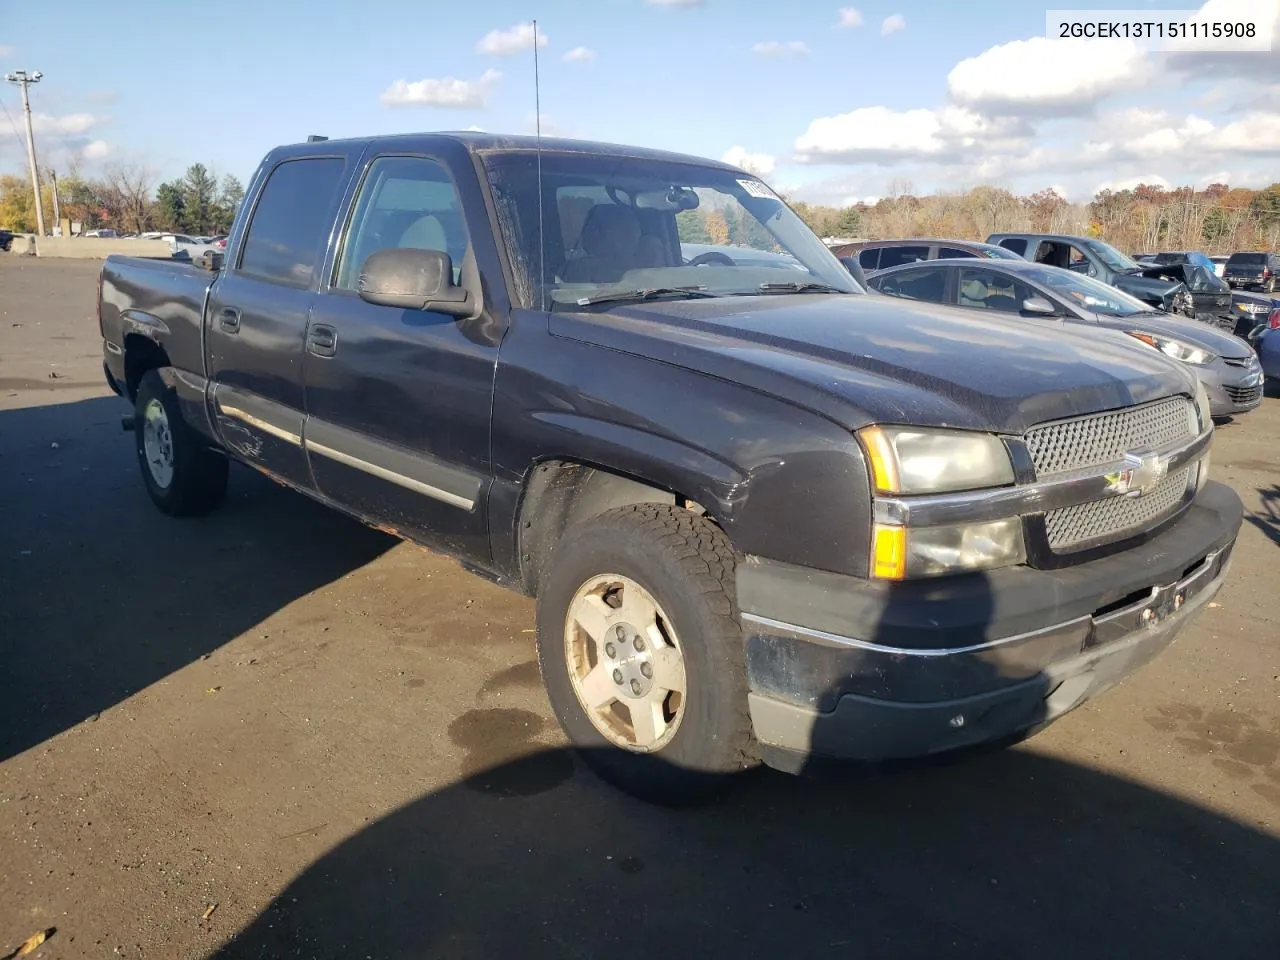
135 368 228 516
536 504 757 804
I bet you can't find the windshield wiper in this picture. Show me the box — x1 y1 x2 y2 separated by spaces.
575 286 719 306
757 281 846 295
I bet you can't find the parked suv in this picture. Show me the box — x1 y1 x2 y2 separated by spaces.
988 232 1192 314
1224 252 1280 292
831 238 1022 271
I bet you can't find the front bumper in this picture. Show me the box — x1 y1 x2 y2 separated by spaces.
1200 359 1264 416
738 480 1242 766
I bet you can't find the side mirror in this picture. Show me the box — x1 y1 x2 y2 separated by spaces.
197 250 223 273
358 248 472 317
1021 296 1057 316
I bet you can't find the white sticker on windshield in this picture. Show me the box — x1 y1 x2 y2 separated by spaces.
738 179 779 201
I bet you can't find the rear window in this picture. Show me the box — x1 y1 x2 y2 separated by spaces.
1228 253 1267 264
858 248 879 269
878 245 930 268
937 247 978 259
239 157 346 287
997 238 1027 256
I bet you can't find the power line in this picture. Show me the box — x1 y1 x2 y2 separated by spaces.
0 94 28 155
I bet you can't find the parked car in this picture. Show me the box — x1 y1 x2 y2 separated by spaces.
1258 309 1280 392
866 258 1264 418
1223 251 1280 292
1209 255 1229 278
1151 251 1217 272
81 228 119 238
98 132 1240 802
1136 261 1233 327
988 232 1192 314
830 237 1023 271
1228 290 1280 339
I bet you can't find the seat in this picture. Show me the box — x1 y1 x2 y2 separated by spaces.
399 215 448 253
562 204 650 284
959 278 989 306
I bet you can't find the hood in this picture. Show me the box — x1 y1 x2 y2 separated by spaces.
1115 273 1184 303
1092 311 1254 359
547 294 1198 435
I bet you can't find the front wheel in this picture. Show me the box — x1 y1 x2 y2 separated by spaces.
536 505 757 803
134 368 228 516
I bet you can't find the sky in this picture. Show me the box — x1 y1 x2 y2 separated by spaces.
1 0 1278 205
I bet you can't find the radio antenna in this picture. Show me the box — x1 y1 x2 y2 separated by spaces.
533 17 547 311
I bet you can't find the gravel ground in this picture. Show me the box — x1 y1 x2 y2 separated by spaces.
1 254 1277 959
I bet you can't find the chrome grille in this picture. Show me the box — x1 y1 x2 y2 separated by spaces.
1024 397 1194 477
1044 469 1192 551
1024 397 1197 553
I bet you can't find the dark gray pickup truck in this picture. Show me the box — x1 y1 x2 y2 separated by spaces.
99 133 1242 802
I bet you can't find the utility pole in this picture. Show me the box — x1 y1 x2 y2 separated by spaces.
50 170 62 232
5 69 46 237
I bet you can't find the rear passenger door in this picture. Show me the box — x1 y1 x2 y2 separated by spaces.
302 152 500 561
206 152 356 488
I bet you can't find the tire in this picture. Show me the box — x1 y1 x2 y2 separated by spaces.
535 504 757 804
134 368 228 516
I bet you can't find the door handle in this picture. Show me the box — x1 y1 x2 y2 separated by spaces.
218 307 241 333
307 322 338 358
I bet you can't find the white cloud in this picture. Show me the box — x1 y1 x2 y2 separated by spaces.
464 125 486 132
722 145 777 175
753 40 810 57
948 37 1147 115
646 0 703 6
881 13 906 35
1163 0 1280 79
1094 174 1172 194
476 22 547 56
379 70 501 108
794 105 1027 164
81 140 111 159
837 7 863 28
563 46 596 62
30 113 104 135
0 45 14 58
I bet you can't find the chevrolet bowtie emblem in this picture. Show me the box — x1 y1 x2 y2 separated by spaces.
1105 452 1169 498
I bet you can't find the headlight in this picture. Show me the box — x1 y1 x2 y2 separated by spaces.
859 426 1014 495
1126 330 1213 365
872 518 1026 579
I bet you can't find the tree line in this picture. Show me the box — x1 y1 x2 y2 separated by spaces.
0 163 245 237
4 164 1279 255
788 181 1280 254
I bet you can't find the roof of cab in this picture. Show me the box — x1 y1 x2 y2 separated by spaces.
272 131 746 173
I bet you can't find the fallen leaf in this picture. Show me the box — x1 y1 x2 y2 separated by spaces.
12 928 54 956
201 903 218 921
205 686 221 694
1208 602 1221 609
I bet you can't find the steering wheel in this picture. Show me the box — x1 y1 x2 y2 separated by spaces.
686 251 736 267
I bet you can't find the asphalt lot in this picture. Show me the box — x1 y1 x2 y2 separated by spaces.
1 254 1278 959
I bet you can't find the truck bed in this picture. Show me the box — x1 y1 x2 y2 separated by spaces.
99 255 215 395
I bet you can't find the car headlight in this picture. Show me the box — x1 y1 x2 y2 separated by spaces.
860 426 1023 580
1126 330 1213 365
872 517 1026 579
859 426 1014 495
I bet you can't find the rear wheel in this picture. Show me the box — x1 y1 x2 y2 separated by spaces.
135 368 228 516
536 504 757 803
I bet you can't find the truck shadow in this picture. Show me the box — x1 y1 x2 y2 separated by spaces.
209 573 1275 958
0 396 393 762
1246 484 1280 549
206 745 1278 959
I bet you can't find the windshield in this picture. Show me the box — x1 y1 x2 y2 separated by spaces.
1084 238 1141 273
480 150 860 308
1022 265 1155 317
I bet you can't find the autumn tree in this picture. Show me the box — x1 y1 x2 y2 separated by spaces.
704 209 730 245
